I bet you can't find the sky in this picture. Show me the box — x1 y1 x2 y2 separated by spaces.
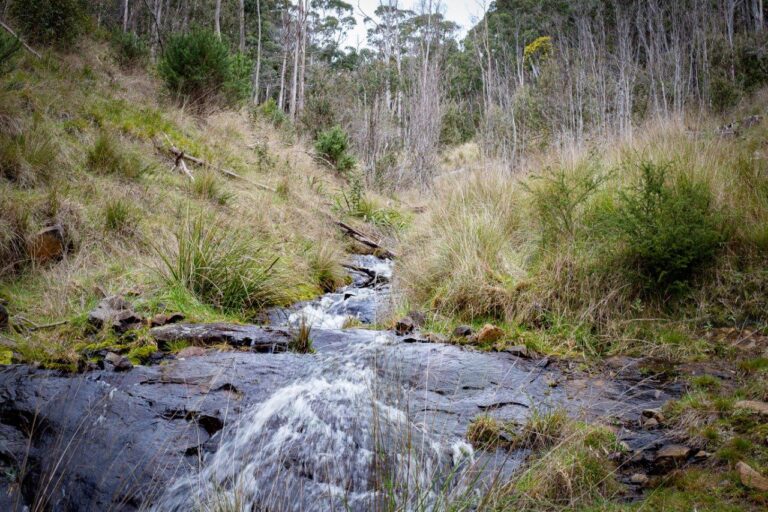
343 0 487 48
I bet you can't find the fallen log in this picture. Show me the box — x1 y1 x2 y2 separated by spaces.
173 150 194 181
0 20 41 59
335 221 397 259
165 144 276 192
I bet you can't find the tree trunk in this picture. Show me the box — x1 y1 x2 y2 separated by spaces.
238 0 246 52
123 0 129 32
214 0 222 38
253 0 262 104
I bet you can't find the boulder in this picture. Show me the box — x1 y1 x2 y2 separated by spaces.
734 400 768 416
26 225 66 264
395 316 415 335
736 461 768 492
150 312 186 328
641 417 659 429
103 352 133 372
654 444 691 468
629 473 649 485
642 408 665 423
88 296 143 333
452 325 473 338
476 324 504 344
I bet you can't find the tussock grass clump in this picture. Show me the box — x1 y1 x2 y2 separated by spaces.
0 123 58 186
102 198 133 232
308 243 346 293
87 132 146 179
290 318 314 354
0 189 30 276
157 214 284 314
502 422 623 510
466 415 515 450
190 171 232 205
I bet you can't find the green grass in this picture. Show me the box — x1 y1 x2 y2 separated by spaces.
156 213 284 314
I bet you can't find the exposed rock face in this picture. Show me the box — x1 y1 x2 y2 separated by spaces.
0 328 677 511
736 461 768 492
87 296 143 333
26 225 66 264
150 323 294 351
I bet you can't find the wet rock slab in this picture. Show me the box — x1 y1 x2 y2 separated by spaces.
0 328 677 511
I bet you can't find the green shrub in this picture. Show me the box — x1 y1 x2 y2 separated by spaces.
315 125 356 173
158 30 230 104
255 98 289 127
111 31 149 69
10 0 86 47
190 170 232 205
0 31 21 73
614 162 726 291
0 124 58 185
157 214 282 313
527 162 608 246
223 52 253 104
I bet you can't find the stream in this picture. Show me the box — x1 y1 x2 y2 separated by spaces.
0 256 679 511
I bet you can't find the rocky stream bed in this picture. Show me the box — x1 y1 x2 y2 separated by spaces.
0 256 695 511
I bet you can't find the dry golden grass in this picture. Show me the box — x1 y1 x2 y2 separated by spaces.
399 111 768 359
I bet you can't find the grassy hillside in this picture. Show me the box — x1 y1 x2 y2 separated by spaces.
399 110 768 361
0 39 394 368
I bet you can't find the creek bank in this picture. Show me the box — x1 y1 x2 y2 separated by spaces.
0 255 698 511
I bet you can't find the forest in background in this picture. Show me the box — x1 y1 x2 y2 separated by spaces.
44 0 768 188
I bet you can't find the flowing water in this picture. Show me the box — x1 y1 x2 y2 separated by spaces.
152 256 672 511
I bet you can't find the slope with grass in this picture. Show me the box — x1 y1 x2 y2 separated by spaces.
0 38 401 369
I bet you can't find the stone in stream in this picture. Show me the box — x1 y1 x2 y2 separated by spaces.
452 325 473 338
504 345 531 359
653 444 691 471
150 312 185 327
104 351 133 371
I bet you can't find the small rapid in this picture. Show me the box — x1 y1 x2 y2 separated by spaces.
151 254 675 511
155 256 471 511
